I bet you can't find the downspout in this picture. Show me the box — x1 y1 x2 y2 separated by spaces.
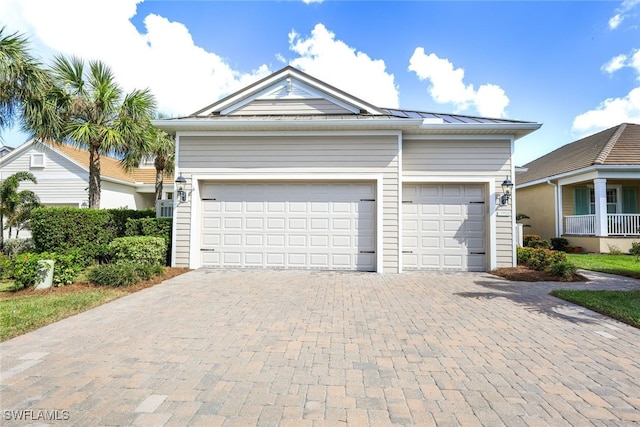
546 180 559 237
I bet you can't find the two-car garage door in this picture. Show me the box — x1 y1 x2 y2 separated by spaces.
200 182 376 271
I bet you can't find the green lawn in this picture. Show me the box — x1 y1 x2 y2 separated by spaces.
550 289 640 328
566 253 640 279
1 288 127 341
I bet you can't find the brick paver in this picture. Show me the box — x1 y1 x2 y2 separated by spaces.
1 269 639 426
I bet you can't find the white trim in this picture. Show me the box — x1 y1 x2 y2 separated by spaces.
517 164 640 189
400 176 497 271
175 129 404 138
510 137 516 267
221 79 362 115
402 134 516 141
170 134 180 267
557 184 563 236
188 173 385 273
397 132 403 273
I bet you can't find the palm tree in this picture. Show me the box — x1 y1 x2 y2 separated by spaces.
30 56 156 209
0 171 40 245
0 27 52 134
122 114 175 202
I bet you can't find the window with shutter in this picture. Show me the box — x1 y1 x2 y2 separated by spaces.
574 188 589 215
622 188 638 213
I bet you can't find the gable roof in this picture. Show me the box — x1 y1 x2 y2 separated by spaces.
155 66 541 140
0 140 173 185
517 123 640 185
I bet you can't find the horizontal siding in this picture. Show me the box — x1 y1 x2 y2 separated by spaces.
175 134 399 271
402 138 514 268
230 99 352 115
403 140 510 172
0 145 88 206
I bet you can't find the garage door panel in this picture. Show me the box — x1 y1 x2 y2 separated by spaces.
403 184 486 271
201 182 375 271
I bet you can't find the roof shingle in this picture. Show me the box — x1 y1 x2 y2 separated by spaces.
517 123 640 185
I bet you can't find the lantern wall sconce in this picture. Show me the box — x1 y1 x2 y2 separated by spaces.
175 174 188 203
499 176 514 206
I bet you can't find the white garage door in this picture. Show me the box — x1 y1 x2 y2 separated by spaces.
403 184 486 271
200 182 376 271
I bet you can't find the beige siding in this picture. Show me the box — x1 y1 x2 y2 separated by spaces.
175 134 399 271
403 139 514 268
230 99 353 115
515 184 556 240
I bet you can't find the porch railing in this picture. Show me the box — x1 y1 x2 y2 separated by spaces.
156 199 174 218
565 215 595 235
564 214 640 236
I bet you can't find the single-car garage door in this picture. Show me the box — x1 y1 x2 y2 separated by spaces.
403 184 486 271
200 182 376 271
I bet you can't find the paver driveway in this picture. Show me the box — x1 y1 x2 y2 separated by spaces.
1 269 639 426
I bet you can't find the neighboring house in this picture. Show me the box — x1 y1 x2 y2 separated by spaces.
155 66 540 273
0 140 174 237
516 123 640 253
0 143 14 157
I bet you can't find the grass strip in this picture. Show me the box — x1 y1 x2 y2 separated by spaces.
1 289 126 341
550 289 640 328
566 254 640 279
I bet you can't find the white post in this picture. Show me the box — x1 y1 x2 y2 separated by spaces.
594 178 608 236
557 184 563 236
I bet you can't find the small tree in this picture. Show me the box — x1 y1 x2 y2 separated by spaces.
0 171 40 245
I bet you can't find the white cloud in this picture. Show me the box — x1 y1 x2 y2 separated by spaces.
572 87 640 136
0 0 270 117
301 0 324 3
408 47 509 118
609 0 640 30
288 23 399 108
602 54 628 75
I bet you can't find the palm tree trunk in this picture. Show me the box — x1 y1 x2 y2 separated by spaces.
88 145 101 209
155 169 164 202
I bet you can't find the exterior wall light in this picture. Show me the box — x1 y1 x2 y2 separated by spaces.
500 176 514 206
175 174 187 203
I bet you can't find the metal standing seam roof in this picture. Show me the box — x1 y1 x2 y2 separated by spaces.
517 123 640 185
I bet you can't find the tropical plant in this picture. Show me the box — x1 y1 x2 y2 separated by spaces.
516 213 531 228
121 113 175 202
0 171 40 245
0 27 52 133
28 55 156 208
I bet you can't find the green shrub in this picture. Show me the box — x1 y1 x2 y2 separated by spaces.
48 249 91 286
550 237 569 252
109 236 166 266
523 235 550 249
125 217 172 265
87 262 165 287
0 253 12 280
631 242 640 261
547 261 578 278
517 247 568 271
30 207 115 260
88 263 140 287
107 208 155 238
12 253 47 289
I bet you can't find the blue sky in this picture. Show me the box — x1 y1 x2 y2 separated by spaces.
1 0 639 166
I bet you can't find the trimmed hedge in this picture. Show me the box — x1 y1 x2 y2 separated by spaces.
125 217 172 265
31 208 114 260
30 207 159 262
109 236 167 266
88 262 165 287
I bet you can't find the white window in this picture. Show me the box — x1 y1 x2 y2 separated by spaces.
30 153 45 168
589 187 620 214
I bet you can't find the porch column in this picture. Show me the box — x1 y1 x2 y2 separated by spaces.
594 178 608 236
557 184 563 236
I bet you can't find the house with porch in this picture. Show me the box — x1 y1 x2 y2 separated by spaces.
516 123 640 253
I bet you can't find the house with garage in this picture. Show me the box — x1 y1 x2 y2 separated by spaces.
155 66 541 273
516 123 640 253
0 139 173 211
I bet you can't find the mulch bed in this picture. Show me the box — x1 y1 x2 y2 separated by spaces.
489 266 587 282
1 267 192 298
